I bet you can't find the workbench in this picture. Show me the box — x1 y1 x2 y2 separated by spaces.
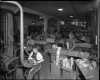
46 47 98 80
75 60 99 80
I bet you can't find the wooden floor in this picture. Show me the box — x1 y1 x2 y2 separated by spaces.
34 54 77 80
34 54 99 80
10 53 99 80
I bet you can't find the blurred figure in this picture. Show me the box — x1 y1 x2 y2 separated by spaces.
68 31 76 41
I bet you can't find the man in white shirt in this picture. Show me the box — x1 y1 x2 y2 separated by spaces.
25 47 44 80
28 47 44 65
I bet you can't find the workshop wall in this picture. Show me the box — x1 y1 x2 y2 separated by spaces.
16 13 34 35
24 13 34 35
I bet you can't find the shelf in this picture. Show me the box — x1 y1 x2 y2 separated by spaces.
30 23 44 26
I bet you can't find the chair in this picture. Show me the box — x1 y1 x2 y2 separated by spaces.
25 63 41 80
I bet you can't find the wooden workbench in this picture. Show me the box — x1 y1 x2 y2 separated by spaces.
75 61 99 80
47 48 89 59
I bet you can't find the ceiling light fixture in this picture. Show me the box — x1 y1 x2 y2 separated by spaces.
69 16 73 18
57 8 63 11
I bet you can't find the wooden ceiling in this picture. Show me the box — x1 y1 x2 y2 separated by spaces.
19 1 97 19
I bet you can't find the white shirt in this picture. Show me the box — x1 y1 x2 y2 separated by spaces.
28 50 44 64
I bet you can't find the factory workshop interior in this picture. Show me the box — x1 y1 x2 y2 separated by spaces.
0 0 99 80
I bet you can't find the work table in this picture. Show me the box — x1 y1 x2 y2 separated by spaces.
75 60 99 80
46 48 89 59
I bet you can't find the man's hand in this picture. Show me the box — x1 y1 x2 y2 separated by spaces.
28 59 36 64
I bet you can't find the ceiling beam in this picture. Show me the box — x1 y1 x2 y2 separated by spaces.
23 7 54 19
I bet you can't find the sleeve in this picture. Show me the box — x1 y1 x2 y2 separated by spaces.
36 52 44 61
28 51 34 60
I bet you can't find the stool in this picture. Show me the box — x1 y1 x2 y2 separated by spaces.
25 64 41 80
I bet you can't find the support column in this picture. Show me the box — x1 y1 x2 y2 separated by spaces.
97 1 100 61
44 16 48 39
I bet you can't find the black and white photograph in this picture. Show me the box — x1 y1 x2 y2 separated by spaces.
0 0 99 80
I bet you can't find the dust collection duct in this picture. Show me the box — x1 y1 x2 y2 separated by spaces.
0 1 32 68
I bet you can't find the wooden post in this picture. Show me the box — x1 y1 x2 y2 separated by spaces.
44 16 48 39
57 20 60 33
97 1 100 62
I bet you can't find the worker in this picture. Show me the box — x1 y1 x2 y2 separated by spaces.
28 47 44 64
25 45 44 80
